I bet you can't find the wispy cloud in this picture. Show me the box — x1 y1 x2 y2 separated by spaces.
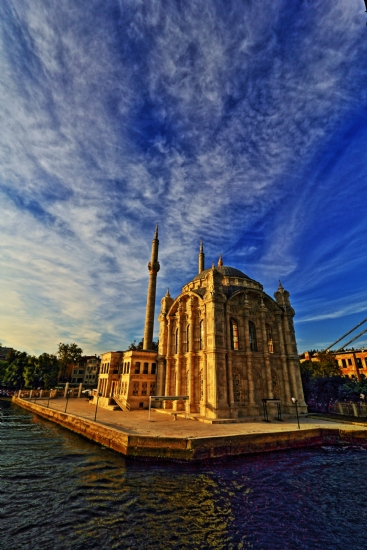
1 0 367 354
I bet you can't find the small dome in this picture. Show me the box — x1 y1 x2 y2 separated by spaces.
192 265 251 282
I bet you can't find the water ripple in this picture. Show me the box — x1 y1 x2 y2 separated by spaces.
1 400 367 549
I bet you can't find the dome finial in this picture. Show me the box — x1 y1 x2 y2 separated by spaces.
218 254 223 267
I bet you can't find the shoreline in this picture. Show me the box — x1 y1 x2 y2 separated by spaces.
12 396 367 461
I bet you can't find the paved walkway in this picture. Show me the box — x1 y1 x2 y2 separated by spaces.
22 397 367 438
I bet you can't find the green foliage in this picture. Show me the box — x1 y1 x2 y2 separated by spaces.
23 356 39 387
127 339 158 351
0 360 8 381
57 342 83 381
301 353 341 379
2 349 60 389
4 351 29 387
38 353 59 389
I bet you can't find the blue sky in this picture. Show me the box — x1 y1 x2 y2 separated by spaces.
1 0 367 356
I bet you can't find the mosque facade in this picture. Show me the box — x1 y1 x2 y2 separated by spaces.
96 227 307 418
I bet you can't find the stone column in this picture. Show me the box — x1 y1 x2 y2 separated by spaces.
188 298 195 412
260 298 273 399
225 311 235 408
243 294 256 405
173 308 183 410
201 306 208 412
276 312 291 406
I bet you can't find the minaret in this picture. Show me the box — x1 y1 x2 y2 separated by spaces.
198 238 205 274
143 224 160 350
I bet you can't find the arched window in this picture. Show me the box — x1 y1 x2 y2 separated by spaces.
151 363 156 375
266 324 274 353
186 325 190 353
249 321 258 351
231 319 239 350
135 361 140 374
175 328 179 354
143 362 148 374
200 320 204 350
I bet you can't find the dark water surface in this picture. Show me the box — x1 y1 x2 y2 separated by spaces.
1 400 366 550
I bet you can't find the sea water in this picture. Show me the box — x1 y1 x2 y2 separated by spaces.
1 399 366 550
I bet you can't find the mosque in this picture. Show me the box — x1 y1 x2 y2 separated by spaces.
96 226 307 419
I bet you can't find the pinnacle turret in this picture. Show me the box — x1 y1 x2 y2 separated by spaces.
198 238 205 274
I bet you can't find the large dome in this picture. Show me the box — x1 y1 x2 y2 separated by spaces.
192 265 251 282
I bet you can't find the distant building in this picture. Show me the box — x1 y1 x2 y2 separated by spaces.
95 226 306 417
300 349 367 379
71 355 101 385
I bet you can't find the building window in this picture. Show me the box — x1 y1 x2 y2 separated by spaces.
127 362 130 374
230 319 239 350
143 362 148 374
175 328 179 354
132 382 139 396
341 359 347 368
151 363 156 375
135 362 140 374
348 358 353 365
200 320 204 350
249 321 258 352
141 382 147 395
357 358 363 369
149 382 156 396
266 325 274 353
365 358 367 368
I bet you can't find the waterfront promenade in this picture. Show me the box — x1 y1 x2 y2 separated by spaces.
12 395 367 460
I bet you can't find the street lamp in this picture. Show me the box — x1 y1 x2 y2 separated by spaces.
64 389 70 413
360 394 365 417
292 397 300 429
94 391 102 422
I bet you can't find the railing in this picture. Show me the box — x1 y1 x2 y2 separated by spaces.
113 393 130 410
308 399 367 418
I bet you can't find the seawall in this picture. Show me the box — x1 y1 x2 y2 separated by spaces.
12 396 367 461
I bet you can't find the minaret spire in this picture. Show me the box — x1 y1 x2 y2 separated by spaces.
198 238 205 274
143 224 160 350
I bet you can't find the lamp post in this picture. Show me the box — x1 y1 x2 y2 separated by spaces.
64 389 70 413
292 397 300 429
94 392 101 422
47 389 52 408
360 393 365 417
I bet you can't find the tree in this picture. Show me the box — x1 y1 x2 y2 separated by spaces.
23 356 39 388
315 351 341 377
0 360 8 382
4 351 29 388
127 339 158 351
38 353 59 389
57 343 83 381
